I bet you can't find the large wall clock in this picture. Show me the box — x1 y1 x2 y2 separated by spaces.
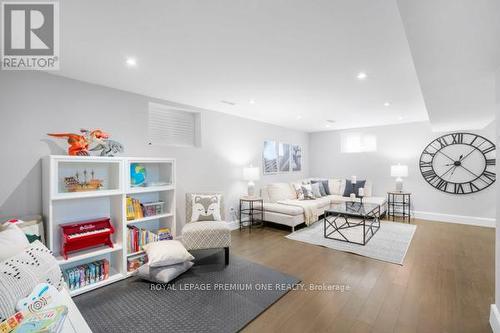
419 132 496 194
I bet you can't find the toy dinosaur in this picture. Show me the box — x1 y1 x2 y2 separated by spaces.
47 129 109 156
89 139 124 157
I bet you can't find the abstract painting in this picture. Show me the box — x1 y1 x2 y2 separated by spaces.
291 144 302 172
263 140 278 174
279 142 291 172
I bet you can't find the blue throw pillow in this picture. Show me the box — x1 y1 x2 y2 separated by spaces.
343 180 366 198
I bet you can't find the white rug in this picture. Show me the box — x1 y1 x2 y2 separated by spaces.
286 220 417 265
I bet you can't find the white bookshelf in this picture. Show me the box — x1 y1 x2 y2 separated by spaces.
42 155 176 296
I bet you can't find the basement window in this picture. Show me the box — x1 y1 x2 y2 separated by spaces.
148 103 201 147
341 132 377 153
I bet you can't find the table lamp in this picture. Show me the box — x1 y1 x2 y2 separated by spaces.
243 166 260 197
391 164 408 192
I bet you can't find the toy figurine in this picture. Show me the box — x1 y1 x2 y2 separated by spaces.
47 129 123 157
89 139 124 157
47 131 90 156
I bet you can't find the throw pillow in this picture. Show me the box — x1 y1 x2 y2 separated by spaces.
291 183 305 200
0 223 30 262
342 180 367 198
310 182 322 198
328 179 343 195
137 261 194 283
143 240 195 267
301 184 316 199
311 180 328 196
0 241 63 323
190 194 222 222
320 180 330 195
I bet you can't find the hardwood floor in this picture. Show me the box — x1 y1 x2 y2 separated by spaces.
231 219 495 333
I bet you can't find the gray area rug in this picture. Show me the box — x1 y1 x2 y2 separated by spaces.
286 220 416 265
74 252 299 333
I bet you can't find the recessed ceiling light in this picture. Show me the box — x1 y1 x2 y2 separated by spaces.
357 72 367 80
398 116 404 120
125 57 137 67
325 124 331 128
249 99 256 104
296 115 302 120
384 102 391 107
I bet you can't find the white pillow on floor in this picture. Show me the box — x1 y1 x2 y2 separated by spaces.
0 223 29 262
143 240 194 267
137 261 193 283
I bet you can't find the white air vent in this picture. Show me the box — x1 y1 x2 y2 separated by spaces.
148 103 201 147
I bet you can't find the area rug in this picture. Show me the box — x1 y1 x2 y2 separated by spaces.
74 253 300 333
286 220 416 265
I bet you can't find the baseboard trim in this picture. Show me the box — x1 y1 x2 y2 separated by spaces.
226 220 240 230
412 210 495 228
490 304 500 332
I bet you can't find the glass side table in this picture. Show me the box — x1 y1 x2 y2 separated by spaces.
239 196 264 232
387 191 411 223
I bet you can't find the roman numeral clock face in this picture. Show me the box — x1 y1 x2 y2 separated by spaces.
419 133 496 194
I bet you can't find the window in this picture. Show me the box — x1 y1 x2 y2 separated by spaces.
148 103 201 147
340 132 377 153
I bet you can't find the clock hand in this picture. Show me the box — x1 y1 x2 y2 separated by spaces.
458 165 490 185
440 165 456 178
459 149 476 162
436 150 457 163
460 141 486 162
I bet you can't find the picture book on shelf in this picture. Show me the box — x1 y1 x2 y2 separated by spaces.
126 197 144 220
127 197 164 220
63 259 109 291
127 227 164 253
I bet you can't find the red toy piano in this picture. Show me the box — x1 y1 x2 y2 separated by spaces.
60 217 115 259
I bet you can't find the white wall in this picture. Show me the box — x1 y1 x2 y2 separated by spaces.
0 72 309 230
309 121 496 227
495 66 500 317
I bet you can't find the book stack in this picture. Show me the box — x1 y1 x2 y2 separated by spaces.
127 227 160 253
126 197 144 220
64 259 109 291
157 227 173 240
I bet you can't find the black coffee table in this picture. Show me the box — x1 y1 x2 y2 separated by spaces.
324 202 381 245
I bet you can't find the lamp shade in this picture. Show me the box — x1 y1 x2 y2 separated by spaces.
391 164 408 178
243 166 260 181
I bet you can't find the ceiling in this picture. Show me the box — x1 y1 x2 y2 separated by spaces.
397 0 500 132
53 0 497 132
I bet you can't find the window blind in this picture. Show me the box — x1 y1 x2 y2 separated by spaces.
148 103 199 147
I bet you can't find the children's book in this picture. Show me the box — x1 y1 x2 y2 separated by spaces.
13 306 67 333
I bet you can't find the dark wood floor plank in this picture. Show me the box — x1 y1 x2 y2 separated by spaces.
231 219 494 333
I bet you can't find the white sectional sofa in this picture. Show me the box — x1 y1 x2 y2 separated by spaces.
261 179 387 232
